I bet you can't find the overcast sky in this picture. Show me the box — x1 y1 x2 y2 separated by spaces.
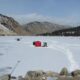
0 0 80 26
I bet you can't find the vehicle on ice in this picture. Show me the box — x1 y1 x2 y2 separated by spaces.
33 41 47 47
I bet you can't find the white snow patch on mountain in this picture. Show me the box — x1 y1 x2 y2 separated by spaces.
0 24 10 32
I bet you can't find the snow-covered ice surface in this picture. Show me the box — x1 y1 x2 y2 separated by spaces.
0 36 80 77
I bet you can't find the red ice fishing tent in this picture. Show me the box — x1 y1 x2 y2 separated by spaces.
33 41 41 47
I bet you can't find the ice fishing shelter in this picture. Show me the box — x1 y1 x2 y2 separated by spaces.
33 41 41 47
33 41 47 47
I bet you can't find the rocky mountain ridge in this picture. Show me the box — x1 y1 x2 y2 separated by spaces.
0 14 31 36
23 21 69 35
0 14 74 36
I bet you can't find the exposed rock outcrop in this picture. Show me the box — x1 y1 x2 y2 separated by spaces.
60 67 69 76
24 71 47 80
71 70 80 77
0 14 31 35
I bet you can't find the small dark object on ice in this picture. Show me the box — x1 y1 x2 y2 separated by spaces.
33 41 35 45
17 38 20 41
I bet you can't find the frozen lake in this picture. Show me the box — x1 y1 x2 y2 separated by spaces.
0 36 80 77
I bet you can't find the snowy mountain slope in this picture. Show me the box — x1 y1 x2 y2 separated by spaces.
0 14 31 35
0 37 80 77
0 24 10 31
0 24 17 35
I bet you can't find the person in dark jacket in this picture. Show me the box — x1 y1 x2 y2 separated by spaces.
8 74 11 80
42 42 47 47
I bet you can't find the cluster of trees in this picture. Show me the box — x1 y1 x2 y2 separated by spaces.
40 26 80 36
